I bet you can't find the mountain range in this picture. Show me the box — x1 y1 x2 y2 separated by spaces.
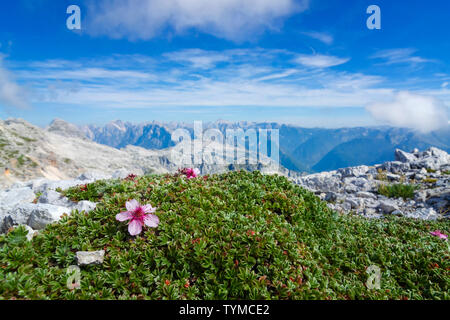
2 117 449 188
76 119 450 173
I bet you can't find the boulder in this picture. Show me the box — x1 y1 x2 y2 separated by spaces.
405 208 438 220
38 190 73 207
343 177 372 192
297 171 342 193
2 203 37 226
390 210 403 216
412 147 450 170
338 165 369 178
429 147 450 161
27 204 71 230
395 149 417 163
382 161 411 174
0 216 14 233
0 187 36 211
379 200 399 214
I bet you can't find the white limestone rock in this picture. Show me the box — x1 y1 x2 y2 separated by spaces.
27 204 71 230
76 250 105 266
338 165 369 178
395 149 418 163
378 200 399 214
74 201 97 213
37 190 73 207
0 187 36 212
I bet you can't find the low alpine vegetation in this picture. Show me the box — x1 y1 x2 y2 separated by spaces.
377 183 419 200
0 171 448 300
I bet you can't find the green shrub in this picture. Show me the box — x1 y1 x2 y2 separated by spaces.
17 155 25 166
0 171 448 300
377 183 419 200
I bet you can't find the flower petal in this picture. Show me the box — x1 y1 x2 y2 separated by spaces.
144 214 160 228
126 199 140 211
142 204 156 214
194 168 200 176
116 211 133 221
430 230 448 239
128 219 143 236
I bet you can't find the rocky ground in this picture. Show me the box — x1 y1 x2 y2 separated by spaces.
294 147 450 220
0 171 115 236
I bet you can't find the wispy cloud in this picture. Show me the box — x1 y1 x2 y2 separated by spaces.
294 54 350 68
302 31 333 45
11 49 395 110
164 49 230 69
0 55 29 109
86 0 309 42
371 48 434 66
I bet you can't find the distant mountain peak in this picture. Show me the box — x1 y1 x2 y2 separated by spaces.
106 120 127 132
46 118 87 139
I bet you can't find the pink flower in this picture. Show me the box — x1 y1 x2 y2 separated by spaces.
116 199 159 236
185 168 200 179
430 230 448 240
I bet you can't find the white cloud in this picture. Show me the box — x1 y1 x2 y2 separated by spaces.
302 31 333 45
20 68 155 81
371 48 434 65
256 69 298 81
366 91 449 133
86 0 308 41
164 49 230 69
294 54 349 68
0 55 29 109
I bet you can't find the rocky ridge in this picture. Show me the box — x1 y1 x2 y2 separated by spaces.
294 147 449 220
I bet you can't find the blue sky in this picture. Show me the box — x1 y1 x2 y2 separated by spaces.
0 0 449 130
